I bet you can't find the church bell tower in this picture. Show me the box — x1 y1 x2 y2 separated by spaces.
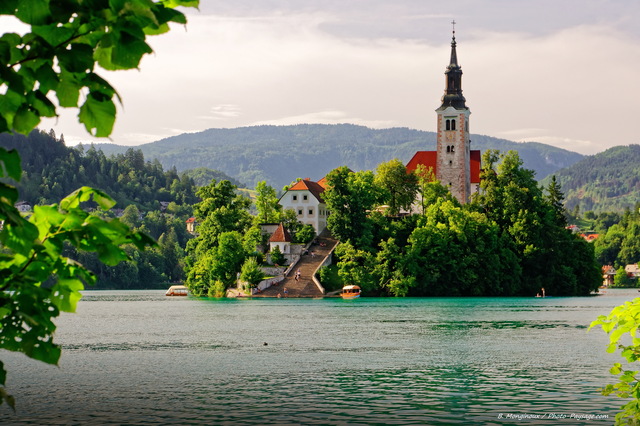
436 23 471 204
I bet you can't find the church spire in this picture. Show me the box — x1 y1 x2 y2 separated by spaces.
439 20 467 110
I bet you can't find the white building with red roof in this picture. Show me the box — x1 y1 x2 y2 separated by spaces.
279 177 328 234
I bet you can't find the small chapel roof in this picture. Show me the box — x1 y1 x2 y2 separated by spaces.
269 223 292 243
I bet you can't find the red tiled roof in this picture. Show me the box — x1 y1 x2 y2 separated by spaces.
470 150 481 184
186 217 196 223
288 179 326 203
406 150 481 184
406 151 438 176
317 177 328 188
269 223 292 243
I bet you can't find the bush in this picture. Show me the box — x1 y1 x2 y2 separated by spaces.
296 224 316 244
207 280 226 297
240 257 265 285
270 245 286 266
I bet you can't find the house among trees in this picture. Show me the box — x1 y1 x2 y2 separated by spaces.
185 216 198 234
602 265 616 287
268 223 293 255
15 201 32 213
626 264 640 279
279 177 328 234
405 27 480 204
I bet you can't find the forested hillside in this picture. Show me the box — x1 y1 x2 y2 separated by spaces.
542 145 640 213
94 124 583 190
0 130 233 208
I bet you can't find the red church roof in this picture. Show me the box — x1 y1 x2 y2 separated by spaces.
269 223 292 243
406 150 481 184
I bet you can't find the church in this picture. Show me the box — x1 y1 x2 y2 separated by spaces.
406 27 481 204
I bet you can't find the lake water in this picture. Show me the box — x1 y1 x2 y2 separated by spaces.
2 289 636 425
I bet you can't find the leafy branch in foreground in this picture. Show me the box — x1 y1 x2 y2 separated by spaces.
590 298 640 425
0 0 199 411
0 148 155 410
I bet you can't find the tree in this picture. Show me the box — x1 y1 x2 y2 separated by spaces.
413 164 451 214
374 159 418 216
324 167 382 249
270 245 286 266
240 257 265 288
295 224 316 244
0 0 199 409
254 181 281 224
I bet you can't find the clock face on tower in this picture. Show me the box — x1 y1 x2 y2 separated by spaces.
445 132 454 142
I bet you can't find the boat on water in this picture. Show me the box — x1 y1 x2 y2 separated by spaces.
341 285 361 299
165 285 188 296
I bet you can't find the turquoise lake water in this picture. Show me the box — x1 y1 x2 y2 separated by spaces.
2 289 636 425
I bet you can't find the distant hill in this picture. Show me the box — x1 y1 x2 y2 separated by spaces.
541 144 640 214
94 124 584 190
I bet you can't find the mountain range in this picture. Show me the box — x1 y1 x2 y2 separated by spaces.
92 124 583 191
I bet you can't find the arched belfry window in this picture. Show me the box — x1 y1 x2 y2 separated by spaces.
451 119 456 130
445 120 451 131
451 145 455 153
446 146 450 153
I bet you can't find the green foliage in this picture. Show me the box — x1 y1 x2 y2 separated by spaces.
240 257 265 285
0 0 198 407
334 242 377 294
0 132 199 209
324 167 382 249
254 180 280 224
590 298 640 424
375 158 418 215
207 280 226 298
594 210 640 268
0 0 198 137
0 170 154 408
471 150 600 296
317 265 343 292
295 224 316 244
613 267 636 288
270 245 286 266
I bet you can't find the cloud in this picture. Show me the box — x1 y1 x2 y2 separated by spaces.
251 110 396 128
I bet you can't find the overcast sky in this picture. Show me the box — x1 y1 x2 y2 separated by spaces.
31 1 640 154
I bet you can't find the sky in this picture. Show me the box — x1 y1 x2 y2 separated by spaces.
11 1 640 154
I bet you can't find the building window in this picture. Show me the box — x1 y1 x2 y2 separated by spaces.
308 209 313 215
446 120 451 131
292 195 297 201
449 161 453 166
303 195 308 201
446 146 450 153
450 145 454 153
451 119 456 130
297 209 302 215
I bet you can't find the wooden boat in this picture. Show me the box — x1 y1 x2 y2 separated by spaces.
165 285 188 296
341 285 361 299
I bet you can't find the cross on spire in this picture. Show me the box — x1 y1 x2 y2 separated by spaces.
451 19 456 35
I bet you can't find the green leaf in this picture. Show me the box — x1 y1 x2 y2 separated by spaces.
0 0 18 14
34 63 59 93
50 278 84 313
15 0 52 25
78 92 116 137
55 79 80 108
58 43 94 73
111 30 153 69
12 105 40 134
29 91 56 118
0 148 22 180
31 24 75 47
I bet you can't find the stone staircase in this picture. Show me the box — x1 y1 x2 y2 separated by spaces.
253 231 338 298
